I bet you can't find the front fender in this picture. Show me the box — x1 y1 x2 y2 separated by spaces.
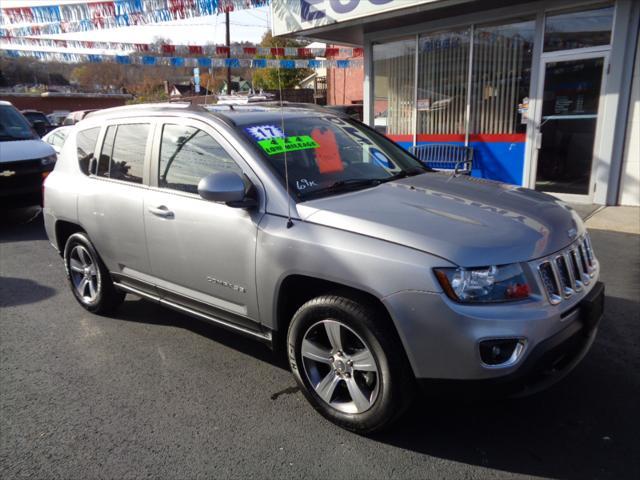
255 214 454 331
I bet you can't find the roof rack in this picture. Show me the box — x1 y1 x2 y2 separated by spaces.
85 101 207 119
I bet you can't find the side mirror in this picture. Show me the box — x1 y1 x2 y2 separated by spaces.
198 171 256 208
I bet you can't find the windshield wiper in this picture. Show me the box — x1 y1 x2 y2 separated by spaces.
301 178 383 199
380 167 428 183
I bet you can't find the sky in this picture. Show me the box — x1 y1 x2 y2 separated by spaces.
1 1 272 52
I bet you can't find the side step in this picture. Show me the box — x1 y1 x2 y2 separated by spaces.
113 282 273 345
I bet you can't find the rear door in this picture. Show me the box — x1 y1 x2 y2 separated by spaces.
78 119 154 289
143 117 264 328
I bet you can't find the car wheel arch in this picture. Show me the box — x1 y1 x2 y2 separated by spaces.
55 220 85 255
273 274 407 361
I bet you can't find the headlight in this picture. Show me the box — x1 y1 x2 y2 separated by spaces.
41 154 57 166
435 264 530 303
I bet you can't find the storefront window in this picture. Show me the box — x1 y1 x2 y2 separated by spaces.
544 4 614 52
372 38 416 145
468 19 535 184
471 19 535 136
416 29 471 138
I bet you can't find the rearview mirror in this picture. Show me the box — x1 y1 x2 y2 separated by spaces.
198 171 255 208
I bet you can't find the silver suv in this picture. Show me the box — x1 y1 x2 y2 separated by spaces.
43 103 604 432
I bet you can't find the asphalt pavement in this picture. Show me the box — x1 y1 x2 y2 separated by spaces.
1 207 639 480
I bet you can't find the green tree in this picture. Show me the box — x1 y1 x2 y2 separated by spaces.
251 31 312 90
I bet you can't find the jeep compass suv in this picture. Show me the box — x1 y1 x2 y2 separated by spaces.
43 103 604 432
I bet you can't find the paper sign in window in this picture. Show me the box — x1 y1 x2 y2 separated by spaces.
257 136 320 155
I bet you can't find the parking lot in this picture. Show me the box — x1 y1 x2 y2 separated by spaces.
1 207 639 480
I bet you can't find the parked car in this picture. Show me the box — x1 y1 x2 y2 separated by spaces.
62 109 98 125
47 110 70 126
42 126 73 155
0 101 57 208
21 109 56 137
43 103 604 433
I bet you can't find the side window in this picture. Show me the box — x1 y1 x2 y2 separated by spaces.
97 123 149 184
158 124 243 194
51 133 64 147
76 127 100 175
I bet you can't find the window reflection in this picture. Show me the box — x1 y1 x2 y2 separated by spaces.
373 38 416 138
471 19 535 136
544 5 614 52
159 124 242 194
417 29 470 137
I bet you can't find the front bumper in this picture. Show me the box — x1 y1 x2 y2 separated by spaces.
419 281 604 397
383 278 604 386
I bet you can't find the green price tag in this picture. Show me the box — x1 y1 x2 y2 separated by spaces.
257 135 320 155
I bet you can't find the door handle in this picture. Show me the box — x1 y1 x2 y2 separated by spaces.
148 205 174 218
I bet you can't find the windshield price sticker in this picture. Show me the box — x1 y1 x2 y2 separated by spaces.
245 125 284 141
257 136 320 155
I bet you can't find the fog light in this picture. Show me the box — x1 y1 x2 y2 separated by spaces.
479 339 524 366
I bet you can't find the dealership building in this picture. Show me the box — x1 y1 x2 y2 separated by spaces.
273 0 640 206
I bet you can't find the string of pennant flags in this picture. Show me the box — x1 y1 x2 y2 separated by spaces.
2 48 364 69
0 36 364 58
0 0 270 36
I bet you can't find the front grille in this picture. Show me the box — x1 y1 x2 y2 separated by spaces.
0 158 50 195
536 234 597 305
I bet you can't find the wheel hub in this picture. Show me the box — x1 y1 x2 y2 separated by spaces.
331 352 352 377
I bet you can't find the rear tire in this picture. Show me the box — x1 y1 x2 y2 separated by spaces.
63 232 125 314
287 294 414 433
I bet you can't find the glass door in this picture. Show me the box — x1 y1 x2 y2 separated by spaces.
533 54 607 200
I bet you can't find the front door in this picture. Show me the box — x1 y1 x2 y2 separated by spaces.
143 119 264 329
533 53 607 202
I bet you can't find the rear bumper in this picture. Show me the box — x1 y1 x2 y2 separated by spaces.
418 282 603 397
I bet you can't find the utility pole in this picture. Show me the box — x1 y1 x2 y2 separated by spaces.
226 10 231 95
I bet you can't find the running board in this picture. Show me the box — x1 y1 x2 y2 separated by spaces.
113 282 272 344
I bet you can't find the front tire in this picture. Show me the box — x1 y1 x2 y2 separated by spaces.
63 232 125 314
287 295 414 433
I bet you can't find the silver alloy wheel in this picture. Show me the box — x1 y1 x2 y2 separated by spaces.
301 319 380 414
68 245 99 303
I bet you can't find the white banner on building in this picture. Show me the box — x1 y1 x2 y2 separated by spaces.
272 0 441 36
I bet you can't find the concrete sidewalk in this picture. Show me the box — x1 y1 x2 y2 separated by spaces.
585 206 640 235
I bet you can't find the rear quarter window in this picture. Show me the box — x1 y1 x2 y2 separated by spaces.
76 127 100 175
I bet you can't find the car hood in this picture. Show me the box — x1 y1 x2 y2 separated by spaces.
297 173 584 266
0 139 55 163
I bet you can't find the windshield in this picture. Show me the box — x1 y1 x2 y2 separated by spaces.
237 115 428 200
0 105 37 141
23 111 50 125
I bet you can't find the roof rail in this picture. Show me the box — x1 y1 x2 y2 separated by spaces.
84 101 207 119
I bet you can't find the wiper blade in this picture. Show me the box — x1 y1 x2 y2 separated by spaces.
301 178 383 199
380 167 427 183
328 178 383 189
